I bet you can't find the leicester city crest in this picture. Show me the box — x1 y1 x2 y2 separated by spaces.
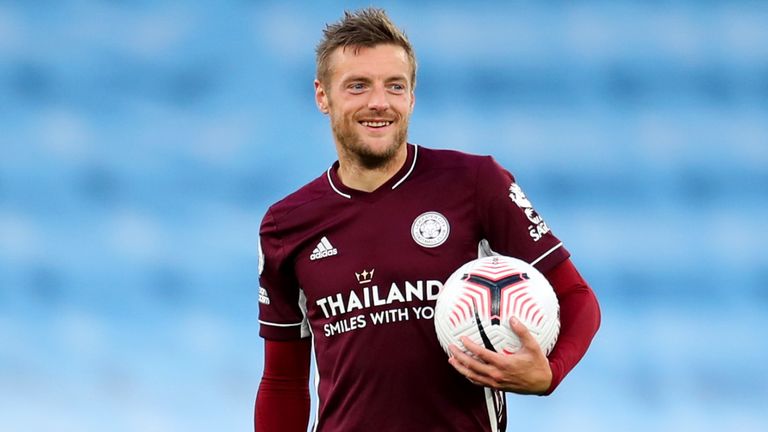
411 211 450 248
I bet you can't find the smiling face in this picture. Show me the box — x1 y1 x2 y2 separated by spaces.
315 43 415 170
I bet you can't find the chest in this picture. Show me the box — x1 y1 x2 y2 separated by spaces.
293 191 482 323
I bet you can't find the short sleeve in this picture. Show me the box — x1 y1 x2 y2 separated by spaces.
475 156 569 274
258 209 310 340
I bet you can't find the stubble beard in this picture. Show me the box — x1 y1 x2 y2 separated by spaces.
332 113 409 170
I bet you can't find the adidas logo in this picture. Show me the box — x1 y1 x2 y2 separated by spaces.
310 236 338 261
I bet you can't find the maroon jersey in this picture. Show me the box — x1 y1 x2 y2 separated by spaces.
258 144 569 432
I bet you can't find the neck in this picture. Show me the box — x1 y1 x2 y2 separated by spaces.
337 144 408 192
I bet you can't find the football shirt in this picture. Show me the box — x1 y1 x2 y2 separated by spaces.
259 144 569 431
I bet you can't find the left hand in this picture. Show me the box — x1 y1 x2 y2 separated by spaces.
448 317 552 395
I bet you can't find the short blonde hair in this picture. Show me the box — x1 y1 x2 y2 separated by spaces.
315 8 417 88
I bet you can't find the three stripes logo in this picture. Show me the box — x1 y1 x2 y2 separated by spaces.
310 236 338 261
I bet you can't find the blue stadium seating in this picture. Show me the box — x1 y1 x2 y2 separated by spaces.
0 1 766 431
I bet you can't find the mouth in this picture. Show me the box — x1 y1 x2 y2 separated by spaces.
358 120 393 129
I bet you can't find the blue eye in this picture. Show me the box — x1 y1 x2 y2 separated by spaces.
349 83 366 93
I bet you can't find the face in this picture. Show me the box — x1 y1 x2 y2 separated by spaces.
315 44 415 169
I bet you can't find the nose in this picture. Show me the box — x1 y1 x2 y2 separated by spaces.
367 84 390 112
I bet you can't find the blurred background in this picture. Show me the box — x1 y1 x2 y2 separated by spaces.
1 0 766 431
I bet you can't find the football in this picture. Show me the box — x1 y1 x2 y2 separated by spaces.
434 255 560 356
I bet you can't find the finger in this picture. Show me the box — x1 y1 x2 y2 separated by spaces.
448 343 496 377
448 357 495 388
448 356 476 384
509 316 541 352
447 357 473 381
460 336 502 365
448 343 478 367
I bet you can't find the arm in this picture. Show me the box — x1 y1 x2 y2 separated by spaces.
448 258 600 395
543 258 601 394
254 338 312 432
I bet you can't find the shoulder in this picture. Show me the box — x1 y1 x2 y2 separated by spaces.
261 171 333 231
417 145 493 169
419 146 492 166
414 146 520 205
416 145 504 181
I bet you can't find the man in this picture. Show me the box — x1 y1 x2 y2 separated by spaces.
255 8 600 432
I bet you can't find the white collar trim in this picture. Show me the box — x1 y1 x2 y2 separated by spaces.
391 144 418 190
326 167 352 199
327 144 419 199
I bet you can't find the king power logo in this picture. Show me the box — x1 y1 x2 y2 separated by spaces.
258 287 270 305
508 183 551 241
310 236 338 261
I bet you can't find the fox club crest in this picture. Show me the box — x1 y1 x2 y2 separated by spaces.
411 211 450 248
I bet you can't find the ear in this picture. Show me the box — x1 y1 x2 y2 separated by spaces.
409 89 416 113
315 79 329 114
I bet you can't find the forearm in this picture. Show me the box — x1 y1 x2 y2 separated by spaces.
543 259 601 395
255 378 310 431
254 339 312 432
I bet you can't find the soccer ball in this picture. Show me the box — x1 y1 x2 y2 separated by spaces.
434 255 560 356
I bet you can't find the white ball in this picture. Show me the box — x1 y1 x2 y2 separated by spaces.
434 255 560 356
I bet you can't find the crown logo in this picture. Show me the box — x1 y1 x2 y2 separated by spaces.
355 269 375 284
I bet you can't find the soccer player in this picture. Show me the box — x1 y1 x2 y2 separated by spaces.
255 8 600 432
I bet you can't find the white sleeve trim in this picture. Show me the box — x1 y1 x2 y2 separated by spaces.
298 288 310 338
531 242 564 266
258 320 305 327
